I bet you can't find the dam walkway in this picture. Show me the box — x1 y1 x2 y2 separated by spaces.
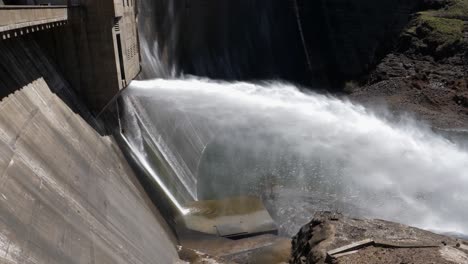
0 5 68 39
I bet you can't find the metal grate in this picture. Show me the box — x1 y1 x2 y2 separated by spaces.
114 18 120 32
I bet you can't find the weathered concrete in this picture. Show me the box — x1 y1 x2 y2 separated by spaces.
178 231 291 264
65 0 140 111
0 5 67 35
114 0 140 88
179 196 277 239
0 36 179 263
0 0 141 112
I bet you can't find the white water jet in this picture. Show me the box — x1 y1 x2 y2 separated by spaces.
123 77 468 235
120 134 190 215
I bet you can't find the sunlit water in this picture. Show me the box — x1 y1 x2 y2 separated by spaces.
121 77 468 236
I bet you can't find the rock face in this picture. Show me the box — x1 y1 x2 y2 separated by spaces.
290 212 468 264
350 0 468 128
298 0 422 86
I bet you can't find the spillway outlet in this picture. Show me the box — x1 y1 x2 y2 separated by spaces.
178 196 278 239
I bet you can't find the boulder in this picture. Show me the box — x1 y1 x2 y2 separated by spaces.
290 212 468 264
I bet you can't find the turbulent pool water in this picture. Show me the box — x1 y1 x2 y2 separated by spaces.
120 77 468 236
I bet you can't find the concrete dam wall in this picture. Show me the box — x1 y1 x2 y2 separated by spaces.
0 36 179 263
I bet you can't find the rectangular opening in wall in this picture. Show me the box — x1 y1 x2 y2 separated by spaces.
116 33 126 82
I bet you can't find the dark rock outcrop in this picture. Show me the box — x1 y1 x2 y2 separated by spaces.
298 0 422 87
350 0 468 128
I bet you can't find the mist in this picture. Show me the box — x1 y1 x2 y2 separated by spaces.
122 77 468 236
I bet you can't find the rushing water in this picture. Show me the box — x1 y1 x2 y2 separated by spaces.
121 77 468 236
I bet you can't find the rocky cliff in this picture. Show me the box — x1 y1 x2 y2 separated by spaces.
349 0 468 128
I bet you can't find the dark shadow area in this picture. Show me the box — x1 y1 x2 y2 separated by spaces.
137 0 309 84
0 35 107 135
0 37 43 100
177 0 309 85
298 0 423 88
140 0 424 90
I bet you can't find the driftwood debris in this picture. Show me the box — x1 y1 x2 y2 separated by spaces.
327 239 441 259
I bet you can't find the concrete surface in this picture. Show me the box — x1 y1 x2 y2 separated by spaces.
180 196 277 239
178 230 291 264
0 36 179 263
0 5 67 34
114 0 140 88
67 0 140 111
0 0 141 112
0 0 140 112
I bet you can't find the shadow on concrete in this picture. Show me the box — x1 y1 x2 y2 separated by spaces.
0 34 109 135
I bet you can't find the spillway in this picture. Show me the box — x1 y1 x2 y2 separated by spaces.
121 77 468 237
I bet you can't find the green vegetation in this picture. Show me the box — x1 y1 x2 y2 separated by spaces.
418 12 464 45
436 0 468 19
404 0 466 55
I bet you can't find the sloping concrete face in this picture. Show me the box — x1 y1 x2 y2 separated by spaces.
0 37 179 263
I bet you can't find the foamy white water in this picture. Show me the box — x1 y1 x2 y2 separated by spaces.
123 77 468 235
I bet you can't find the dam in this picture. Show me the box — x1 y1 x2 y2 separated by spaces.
0 0 468 263
0 0 182 263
